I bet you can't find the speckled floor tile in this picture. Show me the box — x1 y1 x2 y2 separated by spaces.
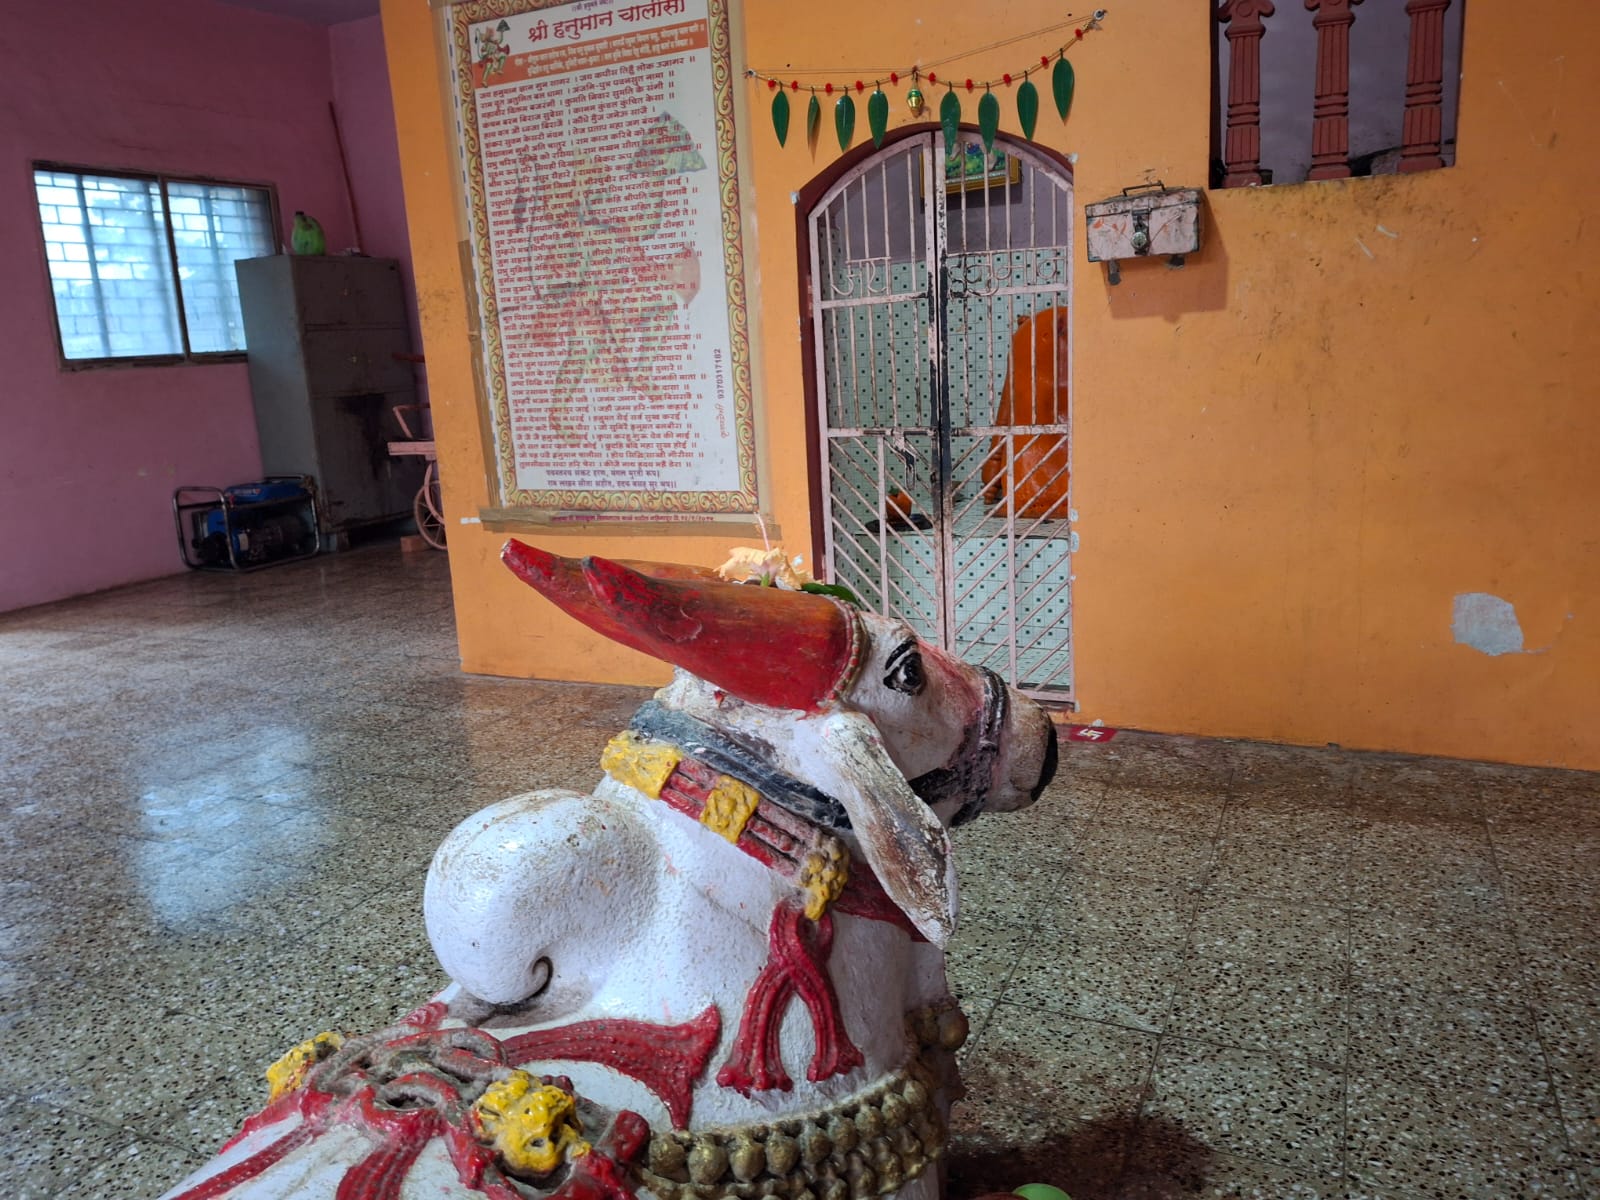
1188 893 1349 976
1528 982 1600 1157
1144 1037 1344 1176
960 1002 1159 1126
1165 951 1349 1066
1349 770 1487 830
1490 825 1600 880
1346 978 1552 1095
1346 1072 1583 1199
1118 1128 1349 1199
0 1092 207 1200
1348 907 1524 994
952 783 1099 867
1347 831 1508 930
1228 748 1356 793
1006 930 1182 1033
1101 735 1236 793
1350 825 1500 905
1055 735 1128 781
946 1107 1130 1199
1067 820 1221 890
952 846 1070 931
1209 836 1350 905
1042 869 1200 949
947 915 1035 1005
8 541 1600 1200
1218 801 1358 857
1501 861 1600 936
1094 782 1230 838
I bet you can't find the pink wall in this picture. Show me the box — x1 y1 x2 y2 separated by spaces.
0 0 407 612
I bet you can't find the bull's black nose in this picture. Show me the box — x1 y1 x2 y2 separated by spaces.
1030 719 1060 801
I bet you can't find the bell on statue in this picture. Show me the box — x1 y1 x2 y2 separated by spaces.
906 87 925 116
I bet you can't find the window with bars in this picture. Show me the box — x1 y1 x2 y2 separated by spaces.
32 165 278 365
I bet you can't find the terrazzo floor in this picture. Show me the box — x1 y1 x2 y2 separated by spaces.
1 542 1595 1199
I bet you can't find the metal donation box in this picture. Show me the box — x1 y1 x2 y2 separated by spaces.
1085 183 1202 284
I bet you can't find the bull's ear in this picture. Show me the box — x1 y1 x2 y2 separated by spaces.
791 711 957 947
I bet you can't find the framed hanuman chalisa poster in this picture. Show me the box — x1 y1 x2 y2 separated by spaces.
451 0 757 520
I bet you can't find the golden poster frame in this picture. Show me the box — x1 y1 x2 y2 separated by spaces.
450 0 758 520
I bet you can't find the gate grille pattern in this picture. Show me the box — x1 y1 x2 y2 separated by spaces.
809 135 1074 698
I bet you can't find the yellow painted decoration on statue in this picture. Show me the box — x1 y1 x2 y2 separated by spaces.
797 838 849 919
601 730 681 798
472 1073 591 1178
701 774 760 843
265 1031 345 1101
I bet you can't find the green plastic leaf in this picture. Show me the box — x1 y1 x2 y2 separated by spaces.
868 88 889 148
1052 56 1076 120
1017 78 1040 140
939 89 961 155
771 89 790 147
806 92 821 147
835 93 856 151
800 580 864 608
978 91 1000 156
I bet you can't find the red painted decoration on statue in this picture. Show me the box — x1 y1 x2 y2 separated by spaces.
502 542 863 714
188 1006 671 1200
337 1101 446 1200
717 897 865 1095
171 1116 325 1200
501 1006 721 1131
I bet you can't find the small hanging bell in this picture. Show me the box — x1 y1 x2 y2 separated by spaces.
905 86 925 117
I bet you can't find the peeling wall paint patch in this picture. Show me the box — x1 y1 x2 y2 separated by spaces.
1452 592 1525 656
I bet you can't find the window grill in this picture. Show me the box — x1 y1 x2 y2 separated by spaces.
33 165 278 365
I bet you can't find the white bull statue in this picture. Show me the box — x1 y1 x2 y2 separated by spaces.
160 541 1059 1200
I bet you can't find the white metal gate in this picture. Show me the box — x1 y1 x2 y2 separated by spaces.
807 131 1074 699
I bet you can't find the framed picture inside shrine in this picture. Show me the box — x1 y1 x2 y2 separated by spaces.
945 143 1022 194
450 0 758 521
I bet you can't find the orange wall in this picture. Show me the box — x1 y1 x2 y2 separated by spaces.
383 0 1600 770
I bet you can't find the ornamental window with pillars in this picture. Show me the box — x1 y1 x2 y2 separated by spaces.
1212 0 1465 187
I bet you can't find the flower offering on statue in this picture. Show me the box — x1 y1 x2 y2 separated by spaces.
717 546 814 590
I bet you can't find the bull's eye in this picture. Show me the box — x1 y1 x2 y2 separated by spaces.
885 648 926 695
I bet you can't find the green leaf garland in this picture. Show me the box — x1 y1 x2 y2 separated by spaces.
835 93 856 150
751 16 1105 157
977 90 999 156
1017 77 1039 140
868 88 889 148
939 89 961 154
1052 56 1076 120
772 88 790 147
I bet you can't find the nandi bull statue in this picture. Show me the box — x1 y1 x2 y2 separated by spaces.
160 540 1059 1200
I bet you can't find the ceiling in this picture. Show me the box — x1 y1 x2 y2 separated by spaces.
210 0 380 27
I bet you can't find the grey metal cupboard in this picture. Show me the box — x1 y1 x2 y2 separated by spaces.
235 255 421 542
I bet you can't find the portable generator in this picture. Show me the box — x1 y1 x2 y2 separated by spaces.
173 477 320 571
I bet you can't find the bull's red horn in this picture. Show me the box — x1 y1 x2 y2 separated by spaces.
501 542 861 712
581 556 861 712
501 540 692 660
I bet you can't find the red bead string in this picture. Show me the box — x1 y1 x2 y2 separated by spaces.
743 13 1103 98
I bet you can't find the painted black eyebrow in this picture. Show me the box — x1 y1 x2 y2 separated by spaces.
884 640 918 673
